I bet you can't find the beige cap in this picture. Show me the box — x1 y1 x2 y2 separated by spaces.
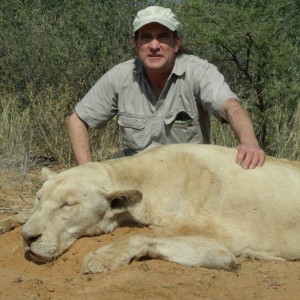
133 6 180 33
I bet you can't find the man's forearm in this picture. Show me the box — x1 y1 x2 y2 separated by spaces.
219 98 265 169
67 112 92 165
220 99 259 145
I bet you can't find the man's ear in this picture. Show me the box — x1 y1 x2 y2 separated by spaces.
41 167 58 182
175 36 181 53
106 190 143 214
133 38 138 54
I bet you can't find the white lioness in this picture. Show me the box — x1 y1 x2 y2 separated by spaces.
1 144 300 273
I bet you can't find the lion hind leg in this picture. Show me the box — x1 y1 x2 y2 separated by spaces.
0 211 31 234
82 234 236 274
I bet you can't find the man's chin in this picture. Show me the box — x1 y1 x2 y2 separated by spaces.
144 62 170 74
143 57 176 74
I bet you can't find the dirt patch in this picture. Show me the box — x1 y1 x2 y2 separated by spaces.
1 168 300 299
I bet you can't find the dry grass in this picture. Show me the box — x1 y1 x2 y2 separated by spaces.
0 95 32 175
0 90 299 176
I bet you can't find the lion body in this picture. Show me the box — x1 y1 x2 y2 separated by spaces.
1 144 299 273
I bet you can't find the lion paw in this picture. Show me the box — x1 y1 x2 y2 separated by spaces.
82 252 110 274
82 244 134 274
0 212 30 234
82 252 127 274
0 218 18 234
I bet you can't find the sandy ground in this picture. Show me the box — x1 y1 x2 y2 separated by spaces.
1 167 300 300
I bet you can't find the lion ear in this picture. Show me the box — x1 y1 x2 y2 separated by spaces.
41 167 58 182
106 190 142 213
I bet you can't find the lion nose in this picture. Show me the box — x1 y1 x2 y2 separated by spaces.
22 230 41 246
27 234 41 246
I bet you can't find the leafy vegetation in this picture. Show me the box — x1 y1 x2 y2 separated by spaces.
0 0 299 172
179 0 300 158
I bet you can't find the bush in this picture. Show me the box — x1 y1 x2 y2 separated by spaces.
0 0 137 167
0 0 299 174
179 0 300 159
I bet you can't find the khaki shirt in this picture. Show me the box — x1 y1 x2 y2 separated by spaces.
75 54 238 153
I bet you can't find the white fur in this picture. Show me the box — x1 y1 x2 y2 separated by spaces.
1 144 299 273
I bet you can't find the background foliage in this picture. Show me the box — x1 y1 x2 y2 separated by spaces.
0 0 299 172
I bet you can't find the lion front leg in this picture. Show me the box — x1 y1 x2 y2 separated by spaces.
82 234 150 274
0 211 31 234
82 234 236 274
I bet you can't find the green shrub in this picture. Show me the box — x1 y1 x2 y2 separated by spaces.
178 0 300 159
0 0 299 173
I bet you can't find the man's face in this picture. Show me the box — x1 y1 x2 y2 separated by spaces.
134 23 181 76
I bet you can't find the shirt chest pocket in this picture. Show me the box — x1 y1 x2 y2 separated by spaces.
164 111 203 144
118 115 146 150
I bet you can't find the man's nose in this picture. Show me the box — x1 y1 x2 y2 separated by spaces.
149 38 160 50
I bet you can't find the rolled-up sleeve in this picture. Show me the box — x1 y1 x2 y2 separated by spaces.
75 66 120 128
193 60 239 119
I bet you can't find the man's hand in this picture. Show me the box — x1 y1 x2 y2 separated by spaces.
236 142 265 169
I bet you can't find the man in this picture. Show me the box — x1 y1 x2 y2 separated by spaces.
68 6 265 169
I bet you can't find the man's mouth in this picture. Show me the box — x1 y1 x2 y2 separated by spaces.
148 54 163 58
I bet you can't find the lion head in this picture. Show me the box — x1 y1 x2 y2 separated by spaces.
21 166 142 263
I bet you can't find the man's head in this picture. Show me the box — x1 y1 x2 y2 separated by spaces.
133 6 182 76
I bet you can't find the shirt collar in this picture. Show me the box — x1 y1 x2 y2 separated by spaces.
134 58 143 74
172 54 186 77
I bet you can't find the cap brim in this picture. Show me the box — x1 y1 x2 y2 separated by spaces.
134 18 177 32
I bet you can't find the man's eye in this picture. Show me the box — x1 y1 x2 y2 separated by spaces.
159 34 169 39
140 35 151 41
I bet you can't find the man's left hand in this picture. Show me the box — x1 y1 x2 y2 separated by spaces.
236 142 265 169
